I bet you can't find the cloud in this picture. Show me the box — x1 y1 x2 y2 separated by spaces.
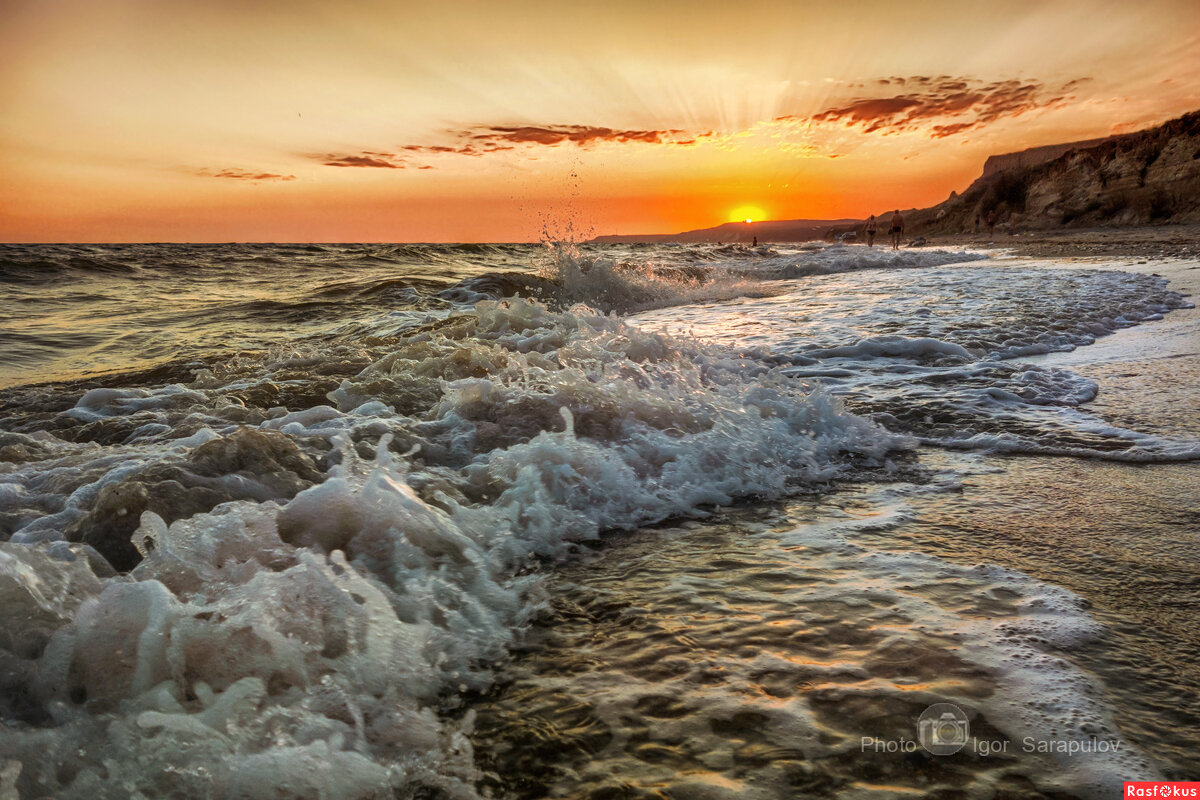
398 142 513 157
467 124 698 147
928 121 977 138
318 153 404 168
198 168 296 181
401 144 465 153
795 76 1088 138
311 123 712 170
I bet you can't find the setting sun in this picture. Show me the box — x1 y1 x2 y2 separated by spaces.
729 205 767 224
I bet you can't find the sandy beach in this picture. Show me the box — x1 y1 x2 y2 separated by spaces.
919 224 1200 260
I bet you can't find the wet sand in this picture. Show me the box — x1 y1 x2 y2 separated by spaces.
919 224 1200 260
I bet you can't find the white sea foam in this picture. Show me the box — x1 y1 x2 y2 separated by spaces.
1 245 1194 797
468 484 1160 798
749 242 989 278
0 298 907 799
804 335 975 361
633 262 1197 460
776 502 1160 795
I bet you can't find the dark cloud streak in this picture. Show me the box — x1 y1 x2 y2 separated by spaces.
198 168 296 181
796 76 1088 138
319 154 404 168
312 123 710 171
468 124 695 147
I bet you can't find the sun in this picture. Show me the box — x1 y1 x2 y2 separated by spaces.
728 205 767 224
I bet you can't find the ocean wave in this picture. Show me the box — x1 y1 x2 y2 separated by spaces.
0 256 132 284
2 241 1195 797
0 297 910 799
633 263 1197 462
742 242 989 279
436 244 987 316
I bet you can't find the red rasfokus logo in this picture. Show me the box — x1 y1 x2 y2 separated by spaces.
1126 783 1200 797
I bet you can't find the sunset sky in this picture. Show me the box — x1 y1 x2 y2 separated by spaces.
1 0 1198 242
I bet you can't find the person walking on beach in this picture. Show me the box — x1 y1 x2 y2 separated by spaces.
889 210 904 250
865 214 878 247
986 210 996 238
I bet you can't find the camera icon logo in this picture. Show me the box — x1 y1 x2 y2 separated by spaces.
917 703 970 755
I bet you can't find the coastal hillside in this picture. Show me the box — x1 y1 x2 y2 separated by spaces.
904 109 1200 234
590 218 857 244
980 137 1108 178
592 110 1200 244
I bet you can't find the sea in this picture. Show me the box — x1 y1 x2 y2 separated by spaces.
1 241 1198 799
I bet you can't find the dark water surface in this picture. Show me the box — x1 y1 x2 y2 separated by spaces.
1 243 1197 799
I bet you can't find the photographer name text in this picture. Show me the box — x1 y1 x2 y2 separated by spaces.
861 735 1124 756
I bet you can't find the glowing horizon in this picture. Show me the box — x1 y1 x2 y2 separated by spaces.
1 0 1198 242
729 205 768 224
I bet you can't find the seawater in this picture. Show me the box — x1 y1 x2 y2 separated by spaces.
0 242 1197 799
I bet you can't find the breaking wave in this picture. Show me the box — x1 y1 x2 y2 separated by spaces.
0 298 907 799
2 240 1194 797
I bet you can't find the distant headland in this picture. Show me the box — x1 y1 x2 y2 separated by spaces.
589 218 859 245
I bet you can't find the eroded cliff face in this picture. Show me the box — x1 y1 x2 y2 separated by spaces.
980 138 1108 178
912 110 1200 233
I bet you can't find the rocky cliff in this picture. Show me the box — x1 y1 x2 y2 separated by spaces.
980 138 1108 178
907 110 1200 234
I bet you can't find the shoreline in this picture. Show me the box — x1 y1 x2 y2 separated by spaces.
909 223 1200 259
473 252 1200 794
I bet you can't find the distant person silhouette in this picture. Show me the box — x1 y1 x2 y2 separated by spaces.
986 210 996 237
865 214 878 247
752 235 757 246
889 210 904 250
974 214 981 234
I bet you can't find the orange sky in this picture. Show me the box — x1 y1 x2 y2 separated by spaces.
1 0 1198 242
